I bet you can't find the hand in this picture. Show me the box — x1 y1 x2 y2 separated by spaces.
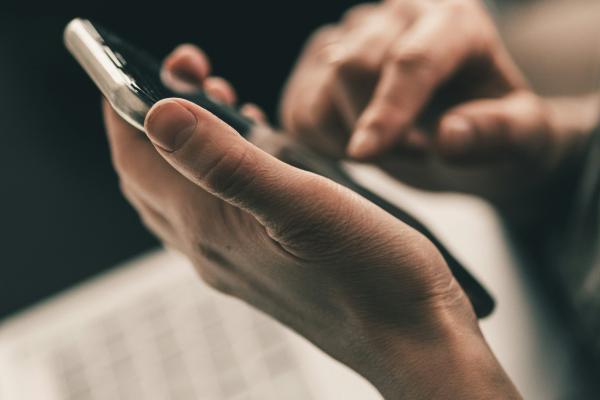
279 0 599 214
102 44 520 398
281 0 528 159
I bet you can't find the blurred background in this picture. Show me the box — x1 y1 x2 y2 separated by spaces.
0 0 596 318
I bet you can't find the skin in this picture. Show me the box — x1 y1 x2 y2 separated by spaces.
102 45 521 399
279 0 600 220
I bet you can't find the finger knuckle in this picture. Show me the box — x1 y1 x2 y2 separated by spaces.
342 3 377 25
517 92 551 132
200 147 257 203
518 91 543 109
389 46 437 77
334 54 373 79
268 178 359 261
308 24 340 48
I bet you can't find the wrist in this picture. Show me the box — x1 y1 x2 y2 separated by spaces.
358 313 521 399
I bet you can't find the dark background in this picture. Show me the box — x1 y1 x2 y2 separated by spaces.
0 2 366 318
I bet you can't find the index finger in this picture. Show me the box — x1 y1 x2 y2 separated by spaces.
348 1 489 159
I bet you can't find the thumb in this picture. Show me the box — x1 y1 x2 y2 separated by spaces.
143 98 328 228
436 91 552 164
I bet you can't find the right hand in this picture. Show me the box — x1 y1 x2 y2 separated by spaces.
280 0 529 160
279 0 598 212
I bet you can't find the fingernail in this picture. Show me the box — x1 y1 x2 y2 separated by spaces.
347 129 380 159
145 100 197 152
441 115 475 155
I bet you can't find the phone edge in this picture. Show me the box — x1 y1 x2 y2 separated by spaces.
64 18 149 131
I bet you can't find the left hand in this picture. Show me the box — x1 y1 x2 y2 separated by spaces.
102 44 519 399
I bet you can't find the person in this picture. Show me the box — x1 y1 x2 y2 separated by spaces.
101 0 599 397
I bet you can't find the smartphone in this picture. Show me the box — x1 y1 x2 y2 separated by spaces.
64 18 495 318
